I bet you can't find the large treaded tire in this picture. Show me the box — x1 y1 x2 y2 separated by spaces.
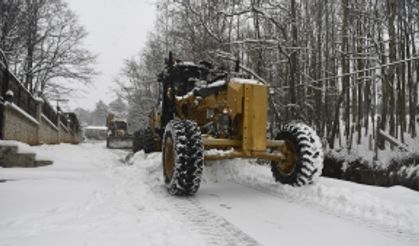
162 119 204 196
271 122 323 186
143 128 155 153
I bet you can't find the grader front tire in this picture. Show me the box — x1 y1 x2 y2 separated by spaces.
162 119 204 196
132 129 144 153
271 122 323 186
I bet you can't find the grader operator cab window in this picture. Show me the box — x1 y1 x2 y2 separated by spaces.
171 62 208 96
113 121 127 131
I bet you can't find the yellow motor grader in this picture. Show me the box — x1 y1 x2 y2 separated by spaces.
137 53 323 196
106 113 133 149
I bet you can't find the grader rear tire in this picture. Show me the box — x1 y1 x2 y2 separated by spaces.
143 128 155 153
132 129 145 153
162 119 204 196
271 122 323 186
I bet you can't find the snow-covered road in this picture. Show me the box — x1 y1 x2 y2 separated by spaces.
1 142 418 246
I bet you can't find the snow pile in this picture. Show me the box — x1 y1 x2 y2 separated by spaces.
324 148 419 191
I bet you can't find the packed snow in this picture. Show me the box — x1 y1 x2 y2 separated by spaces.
0 143 204 246
1 142 418 246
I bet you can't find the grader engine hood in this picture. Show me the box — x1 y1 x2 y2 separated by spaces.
227 79 268 154
174 77 280 161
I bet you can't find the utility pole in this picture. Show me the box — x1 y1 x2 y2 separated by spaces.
52 98 69 112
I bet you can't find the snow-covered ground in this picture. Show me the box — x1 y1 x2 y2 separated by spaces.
1 142 419 246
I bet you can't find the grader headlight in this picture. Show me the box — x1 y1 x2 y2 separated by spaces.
220 108 230 136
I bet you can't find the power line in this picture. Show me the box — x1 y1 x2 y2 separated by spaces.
303 56 419 85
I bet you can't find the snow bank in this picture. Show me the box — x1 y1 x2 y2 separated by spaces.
324 148 419 191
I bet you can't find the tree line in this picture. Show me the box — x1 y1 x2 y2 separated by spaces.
74 97 128 128
116 0 419 150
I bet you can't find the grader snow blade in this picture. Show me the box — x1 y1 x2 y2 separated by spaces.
106 136 133 149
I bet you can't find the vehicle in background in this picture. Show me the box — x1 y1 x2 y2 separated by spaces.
83 126 108 141
106 113 133 149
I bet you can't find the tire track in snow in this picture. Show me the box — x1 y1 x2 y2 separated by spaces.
168 196 261 246
132 152 261 246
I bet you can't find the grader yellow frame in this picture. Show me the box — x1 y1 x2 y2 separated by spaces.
173 78 295 172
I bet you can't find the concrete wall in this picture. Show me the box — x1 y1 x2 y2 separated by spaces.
59 122 74 144
3 103 39 145
1 102 81 145
39 115 59 144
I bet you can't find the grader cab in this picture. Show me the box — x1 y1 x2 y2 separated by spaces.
136 53 324 196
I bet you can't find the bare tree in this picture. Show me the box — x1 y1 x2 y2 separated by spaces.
0 0 97 96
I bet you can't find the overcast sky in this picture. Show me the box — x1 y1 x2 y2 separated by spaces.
65 0 156 110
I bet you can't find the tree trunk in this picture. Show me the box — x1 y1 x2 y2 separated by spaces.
289 0 298 111
386 0 397 141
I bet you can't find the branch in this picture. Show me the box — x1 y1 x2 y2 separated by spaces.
210 50 269 85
